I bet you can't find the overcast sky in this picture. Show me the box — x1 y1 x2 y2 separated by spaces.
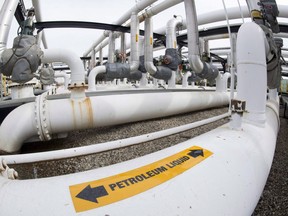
0 0 287 57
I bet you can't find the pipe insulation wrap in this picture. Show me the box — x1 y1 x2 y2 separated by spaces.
0 91 229 153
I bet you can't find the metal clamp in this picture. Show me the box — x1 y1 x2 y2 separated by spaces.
231 99 246 115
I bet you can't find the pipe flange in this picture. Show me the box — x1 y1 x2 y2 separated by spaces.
35 94 51 141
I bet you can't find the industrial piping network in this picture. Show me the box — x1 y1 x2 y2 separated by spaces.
0 0 285 215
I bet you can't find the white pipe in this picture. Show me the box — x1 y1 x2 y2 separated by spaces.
92 0 184 57
184 0 204 73
216 73 231 92
99 48 103 65
182 72 192 88
120 33 126 63
166 16 183 89
83 0 158 57
54 71 70 90
32 0 48 49
0 91 229 153
245 0 260 12
144 17 157 75
42 49 85 86
0 104 278 215
139 0 183 21
0 103 37 154
236 22 268 124
166 16 183 49
154 6 250 35
108 31 116 63
3 112 229 164
88 66 106 91
129 12 140 72
0 0 18 55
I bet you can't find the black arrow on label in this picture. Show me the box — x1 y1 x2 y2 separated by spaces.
188 149 204 158
76 185 108 203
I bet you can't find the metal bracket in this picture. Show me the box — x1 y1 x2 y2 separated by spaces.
231 99 246 115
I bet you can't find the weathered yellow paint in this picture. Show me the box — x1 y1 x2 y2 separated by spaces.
70 146 213 213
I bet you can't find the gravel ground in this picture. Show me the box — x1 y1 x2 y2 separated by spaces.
14 106 229 179
252 105 288 215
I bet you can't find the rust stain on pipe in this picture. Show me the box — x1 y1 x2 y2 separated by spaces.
70 97 94 129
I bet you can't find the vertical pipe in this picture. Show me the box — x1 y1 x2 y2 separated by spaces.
120 33 126 63
99 48 103 65
0 0 19 55
236 22 268 124
108 31 116 64
165 16 183 49
0 74 3 101
183 0 204 73
90 49 96 70
144 17 157 75
129 12 140 72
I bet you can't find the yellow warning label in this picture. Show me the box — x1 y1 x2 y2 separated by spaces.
69 146 213 212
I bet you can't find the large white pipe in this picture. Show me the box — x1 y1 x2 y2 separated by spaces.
236 22 268 124
0 91 229 153
3 112 230 164
0 103 278 215
0 0 18 54
0 103 38 154
42 49 85 87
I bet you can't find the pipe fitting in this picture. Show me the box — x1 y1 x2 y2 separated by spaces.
35 94 51 141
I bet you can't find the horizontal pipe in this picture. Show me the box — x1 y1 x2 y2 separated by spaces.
0 103 38 154
0 104 278 215
0 91 230 153
3 112 230 164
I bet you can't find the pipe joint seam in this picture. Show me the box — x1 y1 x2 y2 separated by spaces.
35 94 51 141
